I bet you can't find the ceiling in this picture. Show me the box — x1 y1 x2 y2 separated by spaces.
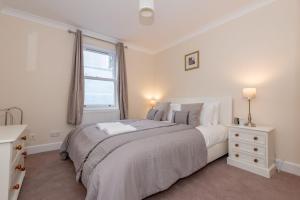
2 0 270 53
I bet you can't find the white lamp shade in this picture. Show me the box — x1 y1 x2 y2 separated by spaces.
243 88 257 99
139 0 154 18
149 98 157 107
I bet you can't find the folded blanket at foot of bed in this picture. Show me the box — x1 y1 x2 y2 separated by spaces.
97 122 137 135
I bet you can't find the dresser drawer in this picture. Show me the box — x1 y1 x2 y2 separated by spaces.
230 150 266 168
9 156 25 200
11 132 27 162
11 140 25 163
229 141 265 157
10 155 25 182
229 128 266 145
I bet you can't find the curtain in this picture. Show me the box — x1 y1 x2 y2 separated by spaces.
116 43 128 119
67 30 84 125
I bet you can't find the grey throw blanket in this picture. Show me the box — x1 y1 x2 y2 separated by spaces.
60 120 207 200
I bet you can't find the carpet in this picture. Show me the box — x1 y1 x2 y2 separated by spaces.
19 151 300 200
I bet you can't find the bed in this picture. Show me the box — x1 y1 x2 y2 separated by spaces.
60 96 232 200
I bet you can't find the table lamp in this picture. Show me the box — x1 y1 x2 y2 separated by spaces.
242 88 256 127
149 98 157 108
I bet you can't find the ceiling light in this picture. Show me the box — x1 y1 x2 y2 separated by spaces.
139 0 154 18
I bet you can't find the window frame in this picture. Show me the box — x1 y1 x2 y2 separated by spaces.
83 45 118 110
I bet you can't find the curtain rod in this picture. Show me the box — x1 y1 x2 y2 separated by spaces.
68 30 128 48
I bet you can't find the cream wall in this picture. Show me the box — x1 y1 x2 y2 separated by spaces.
154 0 300 164
126 49 155 118
0 14 154 145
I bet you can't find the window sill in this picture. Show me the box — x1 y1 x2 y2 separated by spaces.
84 107 119 113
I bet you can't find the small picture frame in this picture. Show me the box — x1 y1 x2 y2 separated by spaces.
185 51 199 71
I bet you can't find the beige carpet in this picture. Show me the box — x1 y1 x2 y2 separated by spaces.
19 151 300 200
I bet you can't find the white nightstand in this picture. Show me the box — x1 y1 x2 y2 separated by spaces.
227 125 276 178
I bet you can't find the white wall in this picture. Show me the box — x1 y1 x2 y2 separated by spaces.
154 0 300 164
0 14 155 146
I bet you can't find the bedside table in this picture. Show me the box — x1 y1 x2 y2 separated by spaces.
227 125 275 178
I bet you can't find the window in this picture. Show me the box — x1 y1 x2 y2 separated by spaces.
83 46 117 109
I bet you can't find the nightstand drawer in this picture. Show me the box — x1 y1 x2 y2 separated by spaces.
229 128 266 145
230 150 266 168
229 142 265 157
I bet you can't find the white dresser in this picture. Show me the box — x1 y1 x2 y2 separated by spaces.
227 125 275 178
0 125 28 200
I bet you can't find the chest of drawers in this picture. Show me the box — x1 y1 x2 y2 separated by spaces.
0 125 28 200
227 125 275 178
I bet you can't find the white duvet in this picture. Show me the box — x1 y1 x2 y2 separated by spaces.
196 125 228 148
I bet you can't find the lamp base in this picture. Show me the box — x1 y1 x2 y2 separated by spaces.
244 122 256 127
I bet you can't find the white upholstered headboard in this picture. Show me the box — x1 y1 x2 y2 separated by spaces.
166 96 233 125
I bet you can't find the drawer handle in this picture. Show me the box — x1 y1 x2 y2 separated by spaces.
235 144 239 147
15 145 22 150
15 164 21 170
253 148 258 152
254 158 259 163
21 136 27 140
12 184 20 190
253 136 258 141
15 164 26 171
235 154 239 158
235 133 239 137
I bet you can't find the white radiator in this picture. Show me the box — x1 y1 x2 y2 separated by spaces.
82 109 120 124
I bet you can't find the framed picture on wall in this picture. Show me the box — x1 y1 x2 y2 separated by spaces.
185 51 199 71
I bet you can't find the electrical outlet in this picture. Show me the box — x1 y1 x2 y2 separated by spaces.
49 131 61 138
29 133 36 141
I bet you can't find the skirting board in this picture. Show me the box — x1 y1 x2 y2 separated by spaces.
276 159 300 177
26 142 62 155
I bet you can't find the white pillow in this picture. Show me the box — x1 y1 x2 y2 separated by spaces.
212 102 220 125
167 103 181 121
200 102 220 126
200 103 214 126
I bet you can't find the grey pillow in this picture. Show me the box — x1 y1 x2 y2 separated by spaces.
153 110 163 121
146 109 158 120
146 109 163 121
181 103 203 127
171 111 189 125
154 102 170 121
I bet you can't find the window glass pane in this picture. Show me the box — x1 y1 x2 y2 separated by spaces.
84 79 115 106
83 49 114 79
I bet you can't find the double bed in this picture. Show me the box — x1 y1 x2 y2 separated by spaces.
60 96 232 200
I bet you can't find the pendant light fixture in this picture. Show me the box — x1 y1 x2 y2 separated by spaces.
139 0 154 18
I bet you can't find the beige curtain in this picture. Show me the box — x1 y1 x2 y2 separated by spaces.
67 30 84 125
116 43 128 119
